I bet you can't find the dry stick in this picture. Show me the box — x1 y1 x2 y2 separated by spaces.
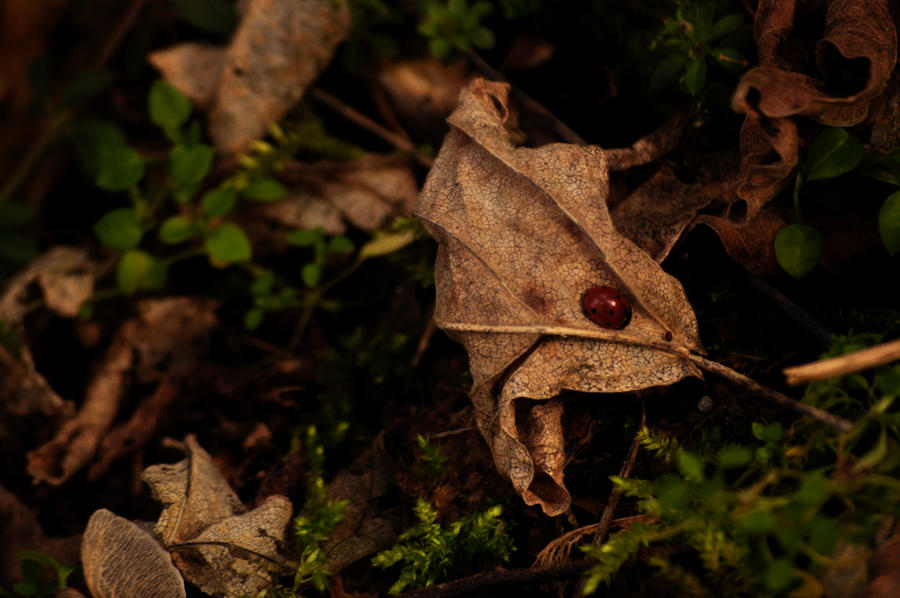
438 322 853 433
687 354 852 433
308 88 434 168
466 51 588 146
783 338 900 386
399 559 593 598
593 406 645 545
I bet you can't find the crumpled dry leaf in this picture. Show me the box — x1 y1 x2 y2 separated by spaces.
730 0 897 222
416 79 703 516
611 161 733 263
319 437 396 573
142 435 293 598
733 0 897 126
26 298 217 485
694 208 787 276
81 509 186 598
149 0 350 154
253 156 418 237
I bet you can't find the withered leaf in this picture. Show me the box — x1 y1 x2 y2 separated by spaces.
694 209 787 277
148 43 224 109
142 435 293 598
732 114 799 223
81 509 186 598
416 79 702 516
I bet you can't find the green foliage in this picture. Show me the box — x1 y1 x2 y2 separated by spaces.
582 356 900 597
372 499 514 594
205 222 253 265
416 434 448 478
287 227 354 289
878 190 900 256
774 224 823 279
418 0 494 58
803 127 865 182
149 80 192 142
0 551 76 598
289 426 349 594
648 2 747 97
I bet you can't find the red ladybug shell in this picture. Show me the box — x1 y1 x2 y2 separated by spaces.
582 286 632 329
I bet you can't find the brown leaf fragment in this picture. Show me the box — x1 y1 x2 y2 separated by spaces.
604 111 688 172
209 0 351 154
732 114 799 224
694 208 787 276
868 529 900 598
252 156 418 238
148 43 225 109
142 435 293 598
0 247 93 322
416 78 702 516
81 509 186 598
733 0 897 126
26 298 216 485
0 344 73 433
611 164 732 263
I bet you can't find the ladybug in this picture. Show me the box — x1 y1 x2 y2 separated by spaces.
582 286 632 329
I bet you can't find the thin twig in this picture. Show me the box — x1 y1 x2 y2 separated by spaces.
740 270 832 349
94 0 147 68
688 354 853 433
593 405 645 544
466 51 587 145
399 560 593 598
783 338 900 386
412 311 437 366
308 87 434 168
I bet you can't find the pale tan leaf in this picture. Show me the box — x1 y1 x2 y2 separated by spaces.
416 78 702 516
148 43 225 109
209 0 351 154
81 509 186 598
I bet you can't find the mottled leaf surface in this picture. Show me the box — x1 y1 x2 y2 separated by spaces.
416 79 702 516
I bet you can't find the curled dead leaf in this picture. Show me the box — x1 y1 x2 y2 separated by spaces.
731 114 799 223
81 509 186 598
417 79 703 516
142 435 293 598
694 209 787 276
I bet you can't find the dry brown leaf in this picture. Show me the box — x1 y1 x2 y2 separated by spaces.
81 509 186 598
252 156 418 237
319 438 397 573
868 528 900 598
611 163 733 263
148 43 225 109
694 209 787 276
732 114 799 224
733 0 897 126
26 298 217 485
209 0 350 154
142 435 293 598
416 78 703 516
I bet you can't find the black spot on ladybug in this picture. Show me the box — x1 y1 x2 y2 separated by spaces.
665 331 673 341
582 286 632 330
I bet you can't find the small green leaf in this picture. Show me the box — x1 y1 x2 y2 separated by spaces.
327 236 354 254
711 47 746 71
429 37 452 59
737 509 776 534
853 429 888 473
775 224 824 279
158 215 194 243
804 127 864 181
0 202 35 229
250 270 275 296
287 229 322 247
763 558 796 592
471 27 494 49
878 191 900 256
684 57 707 96
149 80 192 138
301 262 321 287
676 451 704 480
808 516 838 555
711 14 743 40
876 365 900 396
795 472 828 505
200 187 237 218
172 0 237 34
0 233 37 263
58 69 113 107
117 250 166 294
718 446 751 469
359 230 415 260
68 120 126 177
242 177 287 202
94 208 143 250
205 222 252 265
244 307 264 330
169 143 214 186
649 54 688 91
96 146 145 191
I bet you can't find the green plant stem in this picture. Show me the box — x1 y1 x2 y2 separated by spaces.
0 111 70 204
163 246 206 266
288 259 363 350
793 171 805 223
